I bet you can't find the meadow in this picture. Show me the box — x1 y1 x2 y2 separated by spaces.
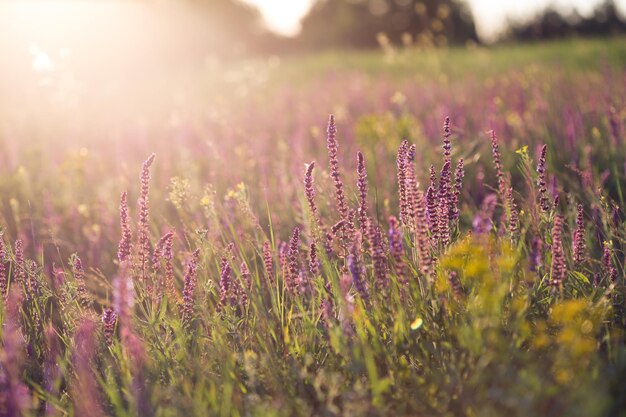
1 38 626 416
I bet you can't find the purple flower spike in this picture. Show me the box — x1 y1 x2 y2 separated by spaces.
118 191 132 263
549 215 566 287
326 115 348 221
181 249 201 321
357 151 369 236
572 204 586 266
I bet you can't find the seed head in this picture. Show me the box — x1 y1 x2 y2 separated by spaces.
102 307 118 346
326 115 348 221
137 154 156 281
602 241 618 281
14 239 26 287
507 187 519 237
414 191 433 278
118 191 132 263
443 116 452 162
181 249 201 321
218 254 233 310
426 184 439 242
152 230 175 303
537 145 549 212
397 140 409 224
405 144 418 224
549 215 566 287
331 219 346 236
0 237 7 299
357 151 369 236
72 255 89 306
309 242 319 277
437 161 452 246
237 262 251 308
162 232 176 301
572 204 586 265
262 240 274 284
448 271 462 299
304 161 319 226
490 130 506 200
449 158 464 223
286 227 301 293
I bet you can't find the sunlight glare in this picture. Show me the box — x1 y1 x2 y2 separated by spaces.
242 0 313 36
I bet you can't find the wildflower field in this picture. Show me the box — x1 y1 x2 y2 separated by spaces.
1 38 626 416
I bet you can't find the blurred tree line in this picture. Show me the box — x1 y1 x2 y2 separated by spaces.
297 0 478 49
505 0 626 41
186 0 477 55
185 0 625 55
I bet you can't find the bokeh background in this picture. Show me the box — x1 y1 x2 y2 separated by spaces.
0 0 625 271
1 0 624 154
1 4 626 416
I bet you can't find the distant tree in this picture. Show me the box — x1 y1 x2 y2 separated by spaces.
298 0 478 49
505 0 626 41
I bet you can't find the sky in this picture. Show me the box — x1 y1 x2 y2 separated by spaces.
243 0 626 40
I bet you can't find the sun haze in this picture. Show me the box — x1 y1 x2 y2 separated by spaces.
242 0 313 36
